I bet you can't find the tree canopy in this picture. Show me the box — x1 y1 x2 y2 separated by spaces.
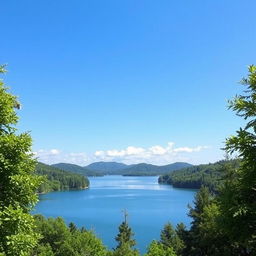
0 65 42 255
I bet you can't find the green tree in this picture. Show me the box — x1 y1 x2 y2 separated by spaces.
68 222 77 233
219 65 256 254
34 215 108 256
0 65 42 255
145 240 176 256
185 186 212 256
160 222 183 254
115 212 136 249
113 211 138 256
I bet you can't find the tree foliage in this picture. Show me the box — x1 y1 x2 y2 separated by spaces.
33 215 108 256
218 65 256 253
160 222 184 254
144 240 176 256
0 65 42 255
174 65 256 256
113 212 138 256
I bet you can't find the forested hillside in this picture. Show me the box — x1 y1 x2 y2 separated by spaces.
86 161 129 171
52 161 192 176
158 160 239 191
36 162 89 193
52 162 102 176
122 162 192 176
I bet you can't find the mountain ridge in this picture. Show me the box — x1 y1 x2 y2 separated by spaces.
51 161 193 176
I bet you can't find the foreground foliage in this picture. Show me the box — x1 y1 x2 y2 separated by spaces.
175 65 256 255
33 215 108 256
0 66 42 255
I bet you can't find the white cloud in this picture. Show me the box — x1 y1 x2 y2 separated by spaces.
173 146 209 153
34 142 210 166
50 149 60 155
149 145 167 155
105 146 145 157
94 150 105 156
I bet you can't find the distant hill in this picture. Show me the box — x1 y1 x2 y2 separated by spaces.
159 162 193 172
84 161 192 176
85 161 128 172
36 162 89 193
121 162 193 176
50 161 193 176
52 163 101 176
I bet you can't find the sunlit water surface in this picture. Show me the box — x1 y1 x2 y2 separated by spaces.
34 175 196 254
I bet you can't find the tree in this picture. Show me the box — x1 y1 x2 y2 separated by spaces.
34 215 108 256
185 186 213 256
160 222 183 254
219 65 256 254
0 65 42 255
113 211 138 256
145 240 176 256
115 211 136 249
68 222 77 233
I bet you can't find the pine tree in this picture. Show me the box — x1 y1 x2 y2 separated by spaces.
113 211 138 256
160 222 183 254
68 222 77 233
0 65 42 255
115 211 136 249
186 186 212 256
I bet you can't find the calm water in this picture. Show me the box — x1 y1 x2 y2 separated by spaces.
34 175 196 254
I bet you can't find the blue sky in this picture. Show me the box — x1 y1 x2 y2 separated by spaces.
1 0 256 165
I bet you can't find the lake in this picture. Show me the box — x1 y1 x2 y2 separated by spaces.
34 175 196 254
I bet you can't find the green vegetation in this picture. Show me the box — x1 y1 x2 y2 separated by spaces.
32 214 178 256
53 161 192 176
158 160 239 192
0 65 42 255
112 212 139 256
86 161 128 172
33 215 108 256
145 240 176 256
172 65 256 255
160 223 184 254
36 162 89 193
121 162 192 176
52 163 102 177
219 65 256 252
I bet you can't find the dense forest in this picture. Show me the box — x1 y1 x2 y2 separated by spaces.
1 65 256 256
36 162 89 193
158 159 239 192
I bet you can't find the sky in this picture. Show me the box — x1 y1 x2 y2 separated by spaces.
1 0 256 166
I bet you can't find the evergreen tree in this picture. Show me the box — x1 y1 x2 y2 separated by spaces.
33 215 108 256
0 65 42 255
186 186 212 256
115 211 136 249
113 211 138 256
68 222 77 233
160 222 183 254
